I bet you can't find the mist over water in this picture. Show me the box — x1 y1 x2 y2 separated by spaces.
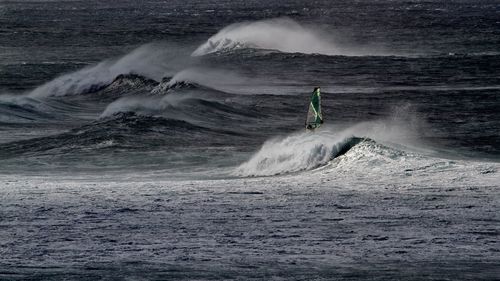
235 113 427 176
26 43 189 98
193 18 393 57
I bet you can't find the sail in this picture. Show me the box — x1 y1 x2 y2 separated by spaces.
305 87 323 130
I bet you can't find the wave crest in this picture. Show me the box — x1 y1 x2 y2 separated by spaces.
235 129 367 176
192 18 395 57
28 43 176 98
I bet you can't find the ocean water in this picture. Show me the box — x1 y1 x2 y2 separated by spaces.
1 0 499 280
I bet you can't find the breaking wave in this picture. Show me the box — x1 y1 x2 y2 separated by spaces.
192 18 390 57
0 73 160 124
100 68 267 120
100 87 262 128
235 117 427 176
234 132 454 178
27 43 180 98
152 67 266 95
234 130 365 176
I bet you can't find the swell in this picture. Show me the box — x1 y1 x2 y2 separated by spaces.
0 68 274 153
0 112 248 158
99 72 266 130
0 95 91 124
1 65 265 125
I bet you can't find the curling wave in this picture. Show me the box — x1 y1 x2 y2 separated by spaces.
27 43 177 98
235 130 366 176
234 116 433 177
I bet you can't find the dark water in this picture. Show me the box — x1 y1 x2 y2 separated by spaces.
1 0 499 279
1 0 499 174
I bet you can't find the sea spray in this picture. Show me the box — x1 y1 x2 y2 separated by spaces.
28 43 184 98
192 18 341 56
234 128 355 176
235 114 426 176
192 18 391 57
100 93 193 118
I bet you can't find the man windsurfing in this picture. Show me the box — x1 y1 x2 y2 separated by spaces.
305 87 323 130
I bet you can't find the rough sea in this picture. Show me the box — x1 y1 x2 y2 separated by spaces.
1 0 499 280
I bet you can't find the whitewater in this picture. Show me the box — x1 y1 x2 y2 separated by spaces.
1 1 499 280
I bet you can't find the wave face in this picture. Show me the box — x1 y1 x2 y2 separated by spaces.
193 18 358 56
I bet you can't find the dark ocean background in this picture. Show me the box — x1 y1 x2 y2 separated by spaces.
1 1 499 280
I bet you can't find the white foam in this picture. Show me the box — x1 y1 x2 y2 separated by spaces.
235 115 428 177
162 67 248 90
28 43 180 98
235 124 500 188
99 93 192 118
235 130 351 176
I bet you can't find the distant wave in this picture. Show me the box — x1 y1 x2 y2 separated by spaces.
27 43 179 98
0 94 81 123
438 51 500 58
100 94 191 118
101 69 232 118
0 95 44 123
1 66 264 126
152 67 261 95
100 88 261 127
0 73 159 124
192 18 391 57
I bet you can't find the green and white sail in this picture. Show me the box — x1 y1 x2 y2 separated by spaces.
305 87 323 130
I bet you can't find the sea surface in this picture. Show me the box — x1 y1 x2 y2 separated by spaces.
0 0 499 280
